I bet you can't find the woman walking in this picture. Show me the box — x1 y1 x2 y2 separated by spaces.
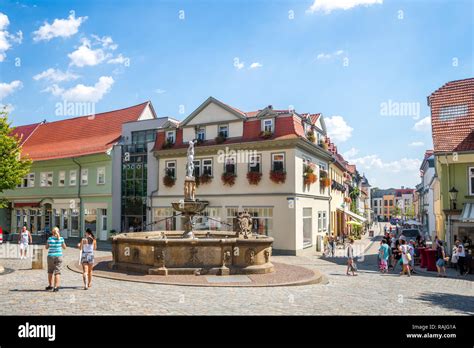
45 227 66 292
379 239 389 273
78 228 97 290
18 226 32 260
346 238 357 276
435 240 447 277
399 239 411 277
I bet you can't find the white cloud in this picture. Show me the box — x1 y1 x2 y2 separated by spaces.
343 147 359 158
68 35 126 67
413 116 431 132
0 80 23 100
249 62 263 69
347 153 421 187
33 68 80 82
316 50 346 61
91 35 117 50
348 154 421 173
0 13 9 31
68 38 110 67
316 53 331 60
33 11 87 42
307 0 383 14
43 76 114 103
0 103 15 113
107 54 128 65
324 115 353 142
409 141 424 147
0 12 22 62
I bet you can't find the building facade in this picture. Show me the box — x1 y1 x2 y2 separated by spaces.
429 77 474 250
150 97 333 254
1 102 156 240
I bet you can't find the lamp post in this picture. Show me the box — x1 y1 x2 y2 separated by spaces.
448 187 458 210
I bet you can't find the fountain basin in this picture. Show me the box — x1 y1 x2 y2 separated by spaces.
171 200 208 214
110 231 274 276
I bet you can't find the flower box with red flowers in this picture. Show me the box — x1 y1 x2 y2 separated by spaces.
247 171 262 185
221 172 237 186
269 170 286 184
163 174 176 187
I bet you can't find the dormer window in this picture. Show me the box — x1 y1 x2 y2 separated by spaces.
166 130 176 144
262 119 274 133
197 127 206 141
218 124 229 138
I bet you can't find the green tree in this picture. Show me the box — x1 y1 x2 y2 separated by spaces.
404 204 416 219
0 110 32 205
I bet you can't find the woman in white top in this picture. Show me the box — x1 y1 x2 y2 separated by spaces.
77 228 97 290
399 239 411 277
18 226 32 260
455 239 467 276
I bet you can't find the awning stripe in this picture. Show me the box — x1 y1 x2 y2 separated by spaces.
461 203 474 222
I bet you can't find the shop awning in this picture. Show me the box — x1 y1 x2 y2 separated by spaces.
460 203 474 222
13 202 40 208
344 209 367 223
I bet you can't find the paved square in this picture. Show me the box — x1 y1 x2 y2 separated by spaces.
0 227 473 316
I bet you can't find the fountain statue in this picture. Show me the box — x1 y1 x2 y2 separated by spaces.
173 140 209 238
110 139 274 276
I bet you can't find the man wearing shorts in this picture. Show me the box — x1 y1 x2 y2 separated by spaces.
45 227 66 292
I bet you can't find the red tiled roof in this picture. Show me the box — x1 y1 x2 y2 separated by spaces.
429 78 474 153
153 114 311 151
20 102 150 161
346 164 356 174
10 123 42 145
395 188 414 197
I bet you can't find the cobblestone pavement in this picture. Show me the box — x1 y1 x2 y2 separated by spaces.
0 224 473 315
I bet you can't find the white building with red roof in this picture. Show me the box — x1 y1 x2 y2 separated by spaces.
151 97 333 254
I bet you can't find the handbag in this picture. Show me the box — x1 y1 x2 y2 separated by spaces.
350 262 358 272
406 253 412 262
451 254 458 264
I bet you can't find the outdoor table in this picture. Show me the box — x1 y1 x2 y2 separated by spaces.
418 247 427 268
425 249 437 271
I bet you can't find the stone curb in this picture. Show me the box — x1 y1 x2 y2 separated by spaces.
67 261 324 288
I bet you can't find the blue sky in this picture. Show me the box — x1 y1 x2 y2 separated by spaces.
0 0 472 188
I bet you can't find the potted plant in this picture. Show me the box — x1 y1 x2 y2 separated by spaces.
320 177 331 187
215 132 227 144
303 163 317 186
163 170 176 187
200 173 213 185
306 130 316 143
270 170 286 184
162 139 175 149
221 172 237 186
247 171 262 185
260 130 273 139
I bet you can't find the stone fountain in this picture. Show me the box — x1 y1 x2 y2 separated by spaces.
172 140 209 239
110 140 274 276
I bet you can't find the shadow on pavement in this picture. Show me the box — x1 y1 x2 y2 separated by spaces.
417 292 474 314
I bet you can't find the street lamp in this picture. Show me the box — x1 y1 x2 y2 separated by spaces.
449 187 458 210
